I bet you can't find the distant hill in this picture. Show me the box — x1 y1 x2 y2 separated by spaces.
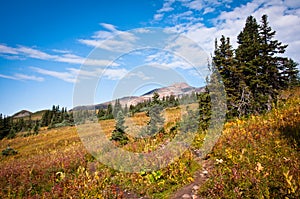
12 109 48 120
72 82 205 111
12 110 32 118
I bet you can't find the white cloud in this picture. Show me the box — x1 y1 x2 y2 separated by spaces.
78 23 137 52
134 28 152 33
0 73 44 82
154 0 233 23
0 44 118 67
30 65 131 83
284 0 300 8
0 44 19 54
154 13 164 21
130 71 153 80
145 50 197 70
17 45 55 60
203 7 215 14
14 74 44 82
211 0 300 62
102 68 128 80
100 23 118 32
185 0 204 10
158 0 300 65
157 0 175 13
52 49 72 54
31 67 77 83
0 74 18 80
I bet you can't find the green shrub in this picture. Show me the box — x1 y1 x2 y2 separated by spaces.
2 146 18 156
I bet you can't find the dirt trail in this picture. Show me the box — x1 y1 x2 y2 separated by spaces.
120 158 214 199
170 159 214 199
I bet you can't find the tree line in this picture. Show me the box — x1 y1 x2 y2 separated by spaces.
213 14 299 118
0 105 74 139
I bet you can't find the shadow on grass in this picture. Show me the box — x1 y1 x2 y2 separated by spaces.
279 121 300 148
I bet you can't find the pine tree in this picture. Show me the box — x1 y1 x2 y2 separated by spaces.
33 121 39 135
97 108 106 120
258 14 288 110
198 88 211 131
105 104 114 119
110 111 128 145
113 99 122 118
214 35 241 118
148 92 164 135
235 15 261 114
124 104 128 115
281 58 299 88
180 106 199 133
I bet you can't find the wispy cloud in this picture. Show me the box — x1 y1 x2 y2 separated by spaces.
14 74 44 82
31 67 78 83
0 73 44 82
125 71 153 80
145 50 196 70
78 23 137 52
30 66 133 83
52 49 72 54
17 45 55 60
157 0 175 13
153 0 232 23
0 44 19 54
0 44 119 67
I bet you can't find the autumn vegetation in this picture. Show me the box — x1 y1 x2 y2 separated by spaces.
0 14 299 198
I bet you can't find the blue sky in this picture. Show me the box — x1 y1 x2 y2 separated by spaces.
0 0 300 115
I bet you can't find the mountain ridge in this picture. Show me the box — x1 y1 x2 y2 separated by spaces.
72 82 205 111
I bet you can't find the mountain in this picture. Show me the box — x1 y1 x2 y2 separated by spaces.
12 110 32 118
72 82 205 111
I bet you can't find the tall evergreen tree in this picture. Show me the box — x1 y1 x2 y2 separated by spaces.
214 35 241 117
111 111 129 145
235 15 261 114
198 88 211 130
258 14 288 110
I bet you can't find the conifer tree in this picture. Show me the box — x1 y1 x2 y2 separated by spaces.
113 99 122 118
111 111 128 145
258 14 288 110
281 58 299 88
148 92 165 135
97 108 106 119
235 15 261 114
105 104 114 119
214 35 242 118
198 88 211 131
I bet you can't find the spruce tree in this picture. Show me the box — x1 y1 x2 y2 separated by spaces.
113 99 122 118
198 88 211 131
111 111 128 145
148 92 164 135
281 58 299 88
97 108 106 120
258 14 288 110
105 104 114 119
235 15 261 114
214 36 241 118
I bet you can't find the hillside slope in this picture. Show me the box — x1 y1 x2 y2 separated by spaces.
197 88 300 198
0 88 299 198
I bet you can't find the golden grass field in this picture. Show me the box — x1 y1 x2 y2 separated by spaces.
0 91 299 198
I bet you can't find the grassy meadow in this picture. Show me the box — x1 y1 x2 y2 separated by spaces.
0 89 299 198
